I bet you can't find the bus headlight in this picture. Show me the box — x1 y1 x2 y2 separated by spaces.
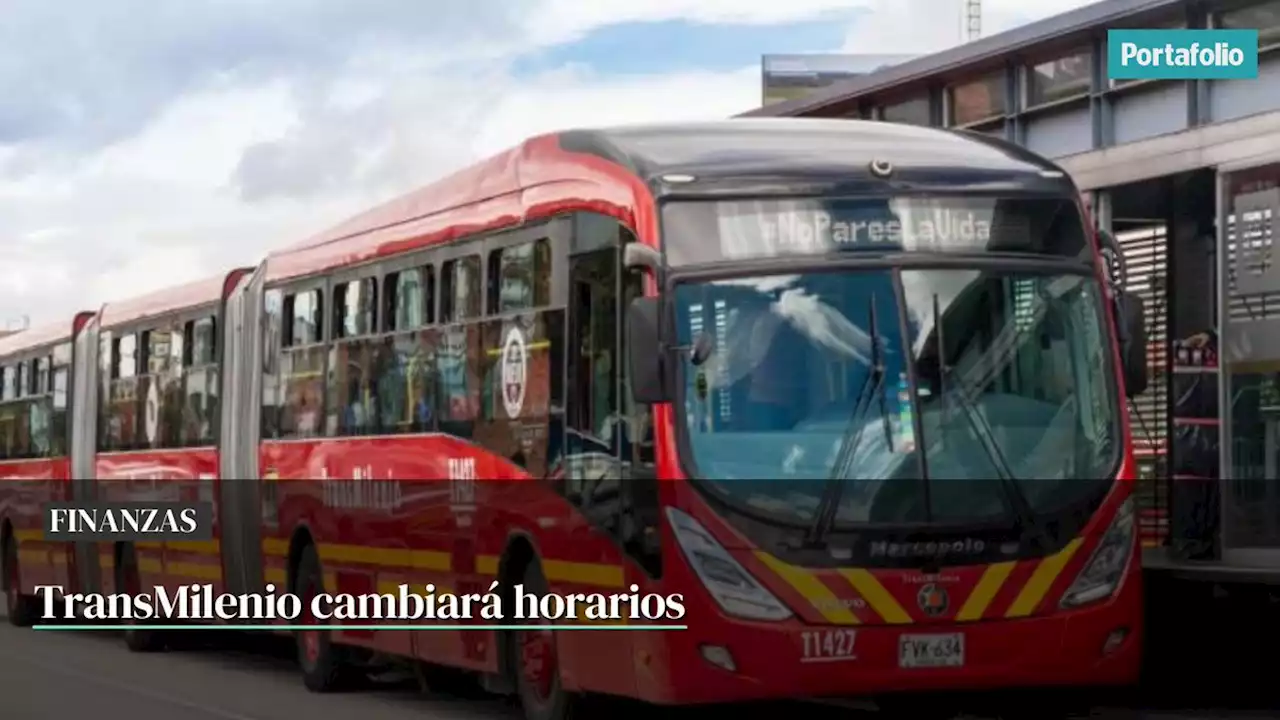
666 507 793 621
1060 497 1135 610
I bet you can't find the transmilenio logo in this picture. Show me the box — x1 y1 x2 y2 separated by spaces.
1108 29 1259 80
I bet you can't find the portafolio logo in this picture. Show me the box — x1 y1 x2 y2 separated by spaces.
1108 29 1258 80
43 502 214 542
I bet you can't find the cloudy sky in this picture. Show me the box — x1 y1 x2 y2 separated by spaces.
1 0 1097 327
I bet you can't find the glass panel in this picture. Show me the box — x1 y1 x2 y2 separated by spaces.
949 71 1007 125
389 268 426 331
443 256 482 322
118 334 137 378
191 318 217 365
880 95 930 125
289 291 323 346
1222 161 1280 548
335 278 377 338
1027 50 1092 106
902 269 1119 520
489 240 550 314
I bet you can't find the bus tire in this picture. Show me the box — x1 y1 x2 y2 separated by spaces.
512 559 581 720
293 543 355 692
116 544 165 652
4 534 39 628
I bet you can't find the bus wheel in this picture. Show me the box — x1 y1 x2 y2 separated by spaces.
513 560 580 720
4 536 38 627
294 544 354 692
116 544 165 652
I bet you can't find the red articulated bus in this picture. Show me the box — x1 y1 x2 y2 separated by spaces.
10 119 1152 718
0 316 90 625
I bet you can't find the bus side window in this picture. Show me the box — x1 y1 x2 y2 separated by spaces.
487 239 550 315
181 317 219 447
442 255 482 323
165 323 186 448
112 332 140 450
439 255 481 439
379 266 437 436
331 277 378 437
16 361 29 400
51 345 71 458
0 366 10 459
138 325 176 450
280 288 325 439
27 356 49 458
7 362 31 459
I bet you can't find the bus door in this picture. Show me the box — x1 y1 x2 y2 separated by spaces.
557 216 659 696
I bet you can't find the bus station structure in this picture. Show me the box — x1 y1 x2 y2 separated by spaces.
744 0 1280 582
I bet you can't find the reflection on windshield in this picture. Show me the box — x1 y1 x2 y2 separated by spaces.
675 271 925 525
675 269 1119 527
903 269 1118 522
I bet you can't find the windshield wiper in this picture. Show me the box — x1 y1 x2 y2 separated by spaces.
805 296 893 546
929 291 1050 548
949 385 1052 548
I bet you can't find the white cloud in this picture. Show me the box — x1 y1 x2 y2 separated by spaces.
0 0 1098 328
528 0 864 45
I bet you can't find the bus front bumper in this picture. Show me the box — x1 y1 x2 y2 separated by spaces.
629 581 1141 704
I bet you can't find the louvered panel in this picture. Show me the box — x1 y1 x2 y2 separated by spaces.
1117 225 1169 543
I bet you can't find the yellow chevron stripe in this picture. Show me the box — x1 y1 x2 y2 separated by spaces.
956 561 1016 621
756 552 858 625
1006 539 1083 618
837 568 913 624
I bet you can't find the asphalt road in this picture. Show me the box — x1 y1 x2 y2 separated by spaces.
2 605 1277 720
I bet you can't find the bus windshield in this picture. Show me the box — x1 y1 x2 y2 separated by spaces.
672 259 1120 528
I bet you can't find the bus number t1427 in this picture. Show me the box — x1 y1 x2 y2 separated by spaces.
800 629 857 663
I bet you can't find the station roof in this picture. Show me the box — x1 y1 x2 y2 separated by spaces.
739 0 1185 118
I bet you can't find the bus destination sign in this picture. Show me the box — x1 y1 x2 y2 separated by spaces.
760 208 993 253
661 196 1082 267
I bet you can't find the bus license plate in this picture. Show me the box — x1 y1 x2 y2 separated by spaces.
898 633 964 668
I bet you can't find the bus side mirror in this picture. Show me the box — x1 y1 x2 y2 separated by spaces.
628 297 669 404
1117 290 1148 398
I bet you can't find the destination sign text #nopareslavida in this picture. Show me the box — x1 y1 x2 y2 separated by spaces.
660 197 1073 267
757 208 992 253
